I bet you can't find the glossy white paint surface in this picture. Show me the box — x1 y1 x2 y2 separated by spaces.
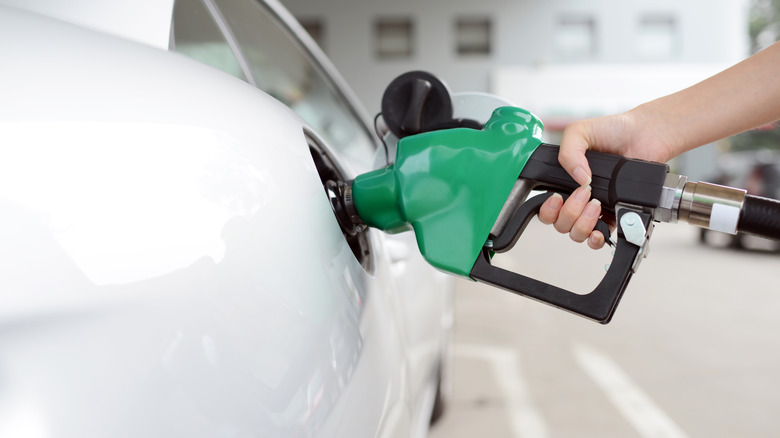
0 4 451 437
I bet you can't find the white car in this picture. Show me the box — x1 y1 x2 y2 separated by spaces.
0 0 454 437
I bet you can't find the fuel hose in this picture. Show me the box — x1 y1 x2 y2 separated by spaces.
739 194 780 240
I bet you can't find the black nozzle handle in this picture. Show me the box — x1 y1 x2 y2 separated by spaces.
473 205 651 324
519 144 669 212
739 194 780 240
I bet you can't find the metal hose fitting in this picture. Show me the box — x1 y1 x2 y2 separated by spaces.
678 181 746 234
655 173 688 223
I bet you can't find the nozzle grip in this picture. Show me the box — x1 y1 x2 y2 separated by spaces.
519 144 669 211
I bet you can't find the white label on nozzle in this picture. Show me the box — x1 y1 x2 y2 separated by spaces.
710 203 741 234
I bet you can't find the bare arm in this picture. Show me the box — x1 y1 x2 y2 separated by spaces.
539 42 780 248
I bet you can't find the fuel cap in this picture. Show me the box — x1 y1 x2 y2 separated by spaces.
380 71 454 138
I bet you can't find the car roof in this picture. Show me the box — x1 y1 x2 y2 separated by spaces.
0 0 175 49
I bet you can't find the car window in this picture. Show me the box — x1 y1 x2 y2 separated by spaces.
171 0 248 82
212 0 377 168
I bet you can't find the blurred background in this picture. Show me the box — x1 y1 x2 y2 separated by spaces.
281 1 780 436
283 0 780 183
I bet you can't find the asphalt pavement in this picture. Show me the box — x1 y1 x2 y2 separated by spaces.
429 219 780 438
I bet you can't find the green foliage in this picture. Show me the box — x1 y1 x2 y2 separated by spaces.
749 0 780 53
725 1 780 152
731 125 780 151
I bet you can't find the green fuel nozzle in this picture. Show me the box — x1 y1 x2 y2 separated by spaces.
329 71 777 324
331 97 663 324
351 106 543 276
323 71 673 324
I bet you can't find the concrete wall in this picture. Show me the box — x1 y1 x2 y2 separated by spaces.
281 0 750 115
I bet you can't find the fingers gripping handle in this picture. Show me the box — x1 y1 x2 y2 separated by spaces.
519 144 669 211
491 192 613 252
472 195 652 324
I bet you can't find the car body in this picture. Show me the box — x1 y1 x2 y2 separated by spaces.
0 0 453 436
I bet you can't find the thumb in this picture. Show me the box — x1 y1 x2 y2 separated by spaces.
559 121 593 187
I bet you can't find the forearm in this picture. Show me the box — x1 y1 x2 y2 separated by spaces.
632 42 780 157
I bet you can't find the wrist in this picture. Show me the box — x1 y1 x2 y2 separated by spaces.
625 102 686 163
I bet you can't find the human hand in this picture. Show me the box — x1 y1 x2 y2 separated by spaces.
538 109 678 249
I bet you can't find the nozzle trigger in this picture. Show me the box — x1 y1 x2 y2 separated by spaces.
472 192 651 324
490 192 613 252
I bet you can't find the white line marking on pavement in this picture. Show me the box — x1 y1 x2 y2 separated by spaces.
573 344 690 438
457 344 548 438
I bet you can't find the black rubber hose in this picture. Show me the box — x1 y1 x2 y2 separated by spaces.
738 195 780 240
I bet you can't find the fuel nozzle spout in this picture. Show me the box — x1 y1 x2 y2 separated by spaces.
325 179 365 236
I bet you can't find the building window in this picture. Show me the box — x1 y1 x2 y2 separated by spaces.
299 18 325 51
555 15 596 60
456 17 491 56
375 18 413 59
638 14 677 59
